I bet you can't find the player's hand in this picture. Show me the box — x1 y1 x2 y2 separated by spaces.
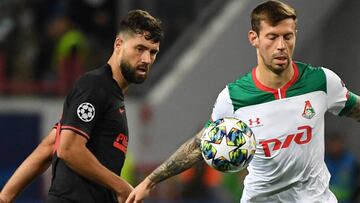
0 193 9 203
116 181 134 203
125 177 155 203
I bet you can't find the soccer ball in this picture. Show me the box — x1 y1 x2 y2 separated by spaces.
200 117 256 173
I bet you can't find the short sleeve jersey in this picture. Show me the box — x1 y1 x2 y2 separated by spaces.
209 62 358 203
49 64 129 203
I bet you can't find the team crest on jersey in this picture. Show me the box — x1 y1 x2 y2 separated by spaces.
77 102 95 122
302 100 315 119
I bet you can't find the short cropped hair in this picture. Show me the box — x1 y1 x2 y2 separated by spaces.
251 0 297 34
118 10 163 43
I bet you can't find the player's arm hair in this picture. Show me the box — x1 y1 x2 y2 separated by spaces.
346 94 360 122
147 128 204 184
0 129 56 203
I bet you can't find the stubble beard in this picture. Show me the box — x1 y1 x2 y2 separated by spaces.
262 54 291 75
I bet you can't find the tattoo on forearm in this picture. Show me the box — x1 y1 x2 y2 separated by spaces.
148 134 203 184
347 95 360 122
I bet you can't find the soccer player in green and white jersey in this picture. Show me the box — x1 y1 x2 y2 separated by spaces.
126 1 360 203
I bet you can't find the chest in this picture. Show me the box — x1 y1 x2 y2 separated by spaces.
99 98 128 134
234 91 327 141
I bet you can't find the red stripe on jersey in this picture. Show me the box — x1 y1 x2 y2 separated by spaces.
281 63 299 98
53 123 61 154
252 68 278 98
252 62 299 99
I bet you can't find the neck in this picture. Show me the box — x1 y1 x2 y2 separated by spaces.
256 61 294 89
107 55 129 91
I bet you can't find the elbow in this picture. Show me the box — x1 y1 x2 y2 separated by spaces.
56 146 73 162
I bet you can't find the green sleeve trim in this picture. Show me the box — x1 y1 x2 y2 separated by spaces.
339 92 358 116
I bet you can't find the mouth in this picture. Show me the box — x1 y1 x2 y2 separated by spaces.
136 65 148 76
273 55 288 65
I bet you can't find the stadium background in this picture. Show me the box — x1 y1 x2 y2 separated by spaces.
0 0 359 202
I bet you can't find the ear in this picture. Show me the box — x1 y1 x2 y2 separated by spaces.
114 36 123 53
248 30 258 48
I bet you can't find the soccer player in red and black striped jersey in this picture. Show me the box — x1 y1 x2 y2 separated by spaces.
0 10 163 203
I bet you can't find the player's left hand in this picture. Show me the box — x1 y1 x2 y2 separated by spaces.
125 177 155 203
116 181 134 203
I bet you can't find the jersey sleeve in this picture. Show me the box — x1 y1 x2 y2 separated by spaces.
209 86 235 122
323 68 356 116
60 76 106 139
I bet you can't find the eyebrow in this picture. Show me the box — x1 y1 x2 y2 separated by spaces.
265 32 294 37
136 44 159 53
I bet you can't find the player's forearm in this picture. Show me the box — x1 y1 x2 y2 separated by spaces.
1 137 54 202
147 129 204 185
58 145 132 196
346 94 360 122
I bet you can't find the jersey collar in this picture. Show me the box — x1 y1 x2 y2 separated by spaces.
251 62 299 99
105 63 124 98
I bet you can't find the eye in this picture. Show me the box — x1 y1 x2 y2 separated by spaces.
267 34 277 40
136 47 144 52
284 34 294 40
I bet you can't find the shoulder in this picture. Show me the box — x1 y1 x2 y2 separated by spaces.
296 61 343 85
294 61 327 91
295 61 341 79
296 61 325 76
222 72 267 110
212 73 252 111
74 66 108 92
227 72 253 93
228 72 252 87
64 66 110 104
295 61 347 97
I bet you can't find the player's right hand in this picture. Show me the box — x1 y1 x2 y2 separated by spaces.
125 187 148 203
0 193 9 203
125 177 155 203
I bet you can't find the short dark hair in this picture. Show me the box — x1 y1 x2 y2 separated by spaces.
118 10 163 43
251 0 297 34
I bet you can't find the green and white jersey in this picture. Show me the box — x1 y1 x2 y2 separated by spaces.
210 62 357 203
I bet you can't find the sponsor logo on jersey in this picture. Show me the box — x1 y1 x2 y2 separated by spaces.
113 133 128 153
259 125 312 157
248 117 263 128
77 102 95 122
302 100 315 119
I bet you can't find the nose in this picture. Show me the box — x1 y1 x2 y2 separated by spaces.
141 51 151 64
277 37 286 50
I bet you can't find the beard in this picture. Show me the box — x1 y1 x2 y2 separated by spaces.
261 52 291 75
120 59 148 84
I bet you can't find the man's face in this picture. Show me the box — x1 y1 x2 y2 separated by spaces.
119 33 160 84
249 18 296 74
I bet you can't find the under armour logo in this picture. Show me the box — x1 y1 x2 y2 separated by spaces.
249 118 261 126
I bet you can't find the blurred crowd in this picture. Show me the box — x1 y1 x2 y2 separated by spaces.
0 0 210 97
325 132 360 203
